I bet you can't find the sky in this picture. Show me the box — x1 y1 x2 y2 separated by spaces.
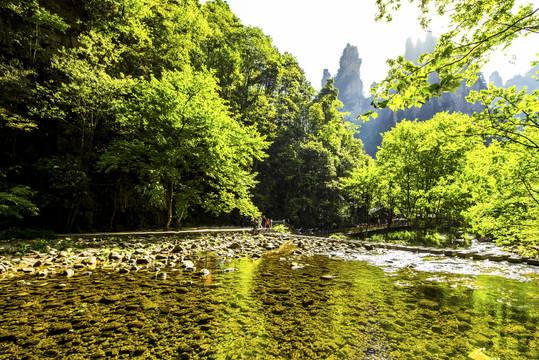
202 0 538 92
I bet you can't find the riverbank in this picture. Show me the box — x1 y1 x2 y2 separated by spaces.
1 231 538 282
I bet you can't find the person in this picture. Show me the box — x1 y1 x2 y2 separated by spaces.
265 218 270 232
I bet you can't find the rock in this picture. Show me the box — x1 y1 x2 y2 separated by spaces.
33 260 42 267
181 260 195 269
136 258 151 265
219 268 238 273
118 268 130 274
527 258 539 266
321 274 337 280
155 254 168 260
16 280 28 287
198 269 210 277
36 270 48 277
21 267 35 274
49 323 72 335
156 272 167 280
81 256 97 265
507 256 525 263
109 252 123 261
100 294 122 304
62 269 75 278
73 263 86 269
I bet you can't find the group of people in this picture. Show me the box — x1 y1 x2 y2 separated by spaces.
234 214 272 231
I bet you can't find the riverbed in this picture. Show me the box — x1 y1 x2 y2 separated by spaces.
0 234 538 359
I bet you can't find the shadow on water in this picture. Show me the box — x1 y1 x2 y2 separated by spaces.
0 244 538 359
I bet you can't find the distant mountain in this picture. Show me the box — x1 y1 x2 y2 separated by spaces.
504 64 539 92
324 36 490 157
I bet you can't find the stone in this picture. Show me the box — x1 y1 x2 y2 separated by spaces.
156 272 167 280
32 260 42 267
507 256 525 263
321 274 337 280
136 258 151 265
198 268 210 277
219 268 238 273
63 268 75 278
181 260 195 269
109 252 123 261
100 294 122 304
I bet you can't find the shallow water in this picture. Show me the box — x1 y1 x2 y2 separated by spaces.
0 245 538 359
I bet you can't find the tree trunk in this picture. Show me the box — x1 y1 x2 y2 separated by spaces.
164 182 173 230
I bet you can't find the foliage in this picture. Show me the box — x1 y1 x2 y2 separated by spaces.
272 224 291 234
0 0 368 231
371 0 539 251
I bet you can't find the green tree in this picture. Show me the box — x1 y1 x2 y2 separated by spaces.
100 68 268 229
372 113 477 226
371 0 539 251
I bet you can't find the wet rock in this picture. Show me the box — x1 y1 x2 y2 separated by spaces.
73 263 86 269
49 323 72 335
32 260 42 267
181 260 195 270
198 268 210 277
527 258 539 266
62 269 75 278
118 268 130 274
109 252 123 261
219 268 238 273
21 267 35 274
80 256 97 265
507 256 525 263
100 294 122 304
36 270 48 277
156 272 167 280
321 274 337 280
136 258 151 265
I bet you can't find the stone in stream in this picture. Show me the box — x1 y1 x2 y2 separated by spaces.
109 252 123 261
181 260 195 272
156 272 167 280
527 258 539 266
136 258 151 265
321 274 337 280
62 268 75 278
198 268 211 277
507 256 525 264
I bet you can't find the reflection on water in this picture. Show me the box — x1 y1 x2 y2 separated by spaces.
0 247 537 359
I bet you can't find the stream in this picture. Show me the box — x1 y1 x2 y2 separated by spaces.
0 237 538 359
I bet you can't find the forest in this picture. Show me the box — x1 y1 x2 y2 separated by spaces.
0 0 538 256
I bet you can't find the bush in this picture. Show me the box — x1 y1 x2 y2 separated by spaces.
272 224 291 234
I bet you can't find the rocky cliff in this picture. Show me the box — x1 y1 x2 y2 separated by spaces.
324 36 490 157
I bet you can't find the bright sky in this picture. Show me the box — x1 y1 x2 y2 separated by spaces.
203 0 538 92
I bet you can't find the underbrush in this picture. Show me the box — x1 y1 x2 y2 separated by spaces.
366 229 473 248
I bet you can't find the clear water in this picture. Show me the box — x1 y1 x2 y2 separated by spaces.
0 245 537 359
